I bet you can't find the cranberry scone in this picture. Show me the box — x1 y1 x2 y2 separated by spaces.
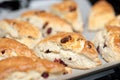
50 0 83 32
0 38 37 60
34 32 101 69
0 56 67 80
93 26 120 62
0 19 42 48
88 0 115 31
20 10 73 37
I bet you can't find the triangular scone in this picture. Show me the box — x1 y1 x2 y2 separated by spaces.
20 10 73 37
93 26 120 62
107 15 120 27
0 38 37 60
0 56 67 80
34 32 101 69
50 0 83 32
0 19 42 49
88 0 115 31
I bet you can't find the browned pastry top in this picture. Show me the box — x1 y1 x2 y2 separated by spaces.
0 38 37 59
4 19 40 39
0 56 66 79
21 10 72 28
39 32 99 60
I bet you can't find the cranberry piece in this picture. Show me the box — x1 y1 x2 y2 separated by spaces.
61 35 72 43
1 50 5 54
47 27 52 35
54 59 67 66
54 58 60 62
97 46 100 53
45 49 51 53
59 59 67 66
68 57 72 60
41 72 49 78
103 43 107 48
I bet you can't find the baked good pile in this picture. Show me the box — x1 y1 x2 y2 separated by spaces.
0 0 119 80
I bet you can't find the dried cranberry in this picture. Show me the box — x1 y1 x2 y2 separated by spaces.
45 49 51 53
41 72 49 78
61 35 72 43
1 50 5 54
47 27 52 35
68 57 72 60
42 22 48 29
103 43 107 48
59 59 67 66
54 59 67 66
54 58 60 62
69 6 76 12
97 46 100 53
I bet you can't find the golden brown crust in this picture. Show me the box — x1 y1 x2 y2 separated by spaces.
40 32 86 51
21 10 72 29
39 32 100 64
0 38 37 60
4 19 40 39
20 10 73 37
51 0 77 12
0 19 42 48
50 0 83 32
88 0 115 31
0 56 66 79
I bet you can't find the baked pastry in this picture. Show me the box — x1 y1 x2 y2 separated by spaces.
50 0 83 32
34 32 101 69
0 56 67 80
107 15 120 27
20 10 73 37
93 26 120 62
0 38 37 60
0 19 42 48
88 0 115 31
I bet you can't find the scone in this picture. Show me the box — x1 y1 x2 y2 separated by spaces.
50 0 83 32
0 56 67 80
0 38 37 60
88 0 115 31
0 19 42 48
107 15 120 27
34 32 101 69
20 10 73 37
93 26 120 62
